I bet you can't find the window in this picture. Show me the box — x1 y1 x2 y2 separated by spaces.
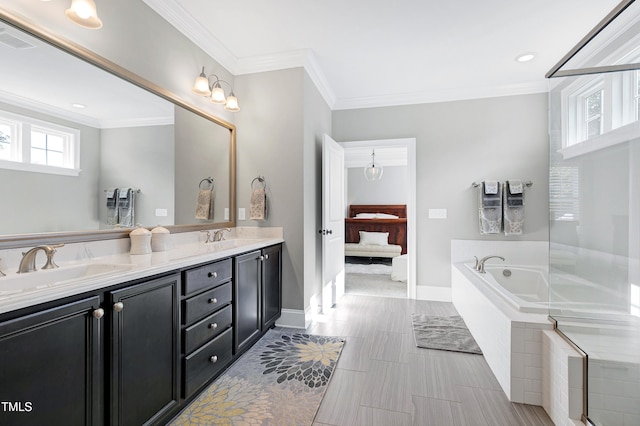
583 87 603 141
0 110 80 176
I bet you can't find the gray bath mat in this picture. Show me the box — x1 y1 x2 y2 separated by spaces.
411 314 482 355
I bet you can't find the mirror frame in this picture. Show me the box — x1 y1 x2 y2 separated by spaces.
0 10 236 249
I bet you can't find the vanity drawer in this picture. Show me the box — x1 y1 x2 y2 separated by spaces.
183 282 232 325
184 305 232 354
184 327 233 398
183 258 232 296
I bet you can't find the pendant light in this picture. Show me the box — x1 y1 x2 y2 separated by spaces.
364 149 383 181
65 0 103 29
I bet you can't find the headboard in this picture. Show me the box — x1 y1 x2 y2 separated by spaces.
345 204 408 254
348 204 407 218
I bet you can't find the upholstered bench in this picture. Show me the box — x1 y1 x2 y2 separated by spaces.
344 243 402 259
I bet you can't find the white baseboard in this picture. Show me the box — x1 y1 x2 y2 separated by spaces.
275 308 309 329
416 285 452 302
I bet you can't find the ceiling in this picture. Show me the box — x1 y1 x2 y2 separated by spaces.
144 0 622 110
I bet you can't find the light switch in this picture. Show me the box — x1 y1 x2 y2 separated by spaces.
155 208 168 217
238 208 246 220
428 208 447 219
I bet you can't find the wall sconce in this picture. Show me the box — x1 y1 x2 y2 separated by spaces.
65 0 103 29
364 149 383 181
192 67 240 112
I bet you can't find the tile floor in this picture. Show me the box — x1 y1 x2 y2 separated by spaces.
308 294 555 426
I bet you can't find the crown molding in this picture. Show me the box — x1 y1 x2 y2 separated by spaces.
143 0 238 73
332 80 550 110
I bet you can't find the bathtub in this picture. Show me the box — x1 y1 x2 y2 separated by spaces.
463 263 549 314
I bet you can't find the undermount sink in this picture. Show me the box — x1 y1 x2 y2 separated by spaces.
0 263 133 296
205 238 264 250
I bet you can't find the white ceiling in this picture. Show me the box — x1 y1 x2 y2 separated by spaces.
145 0 622 110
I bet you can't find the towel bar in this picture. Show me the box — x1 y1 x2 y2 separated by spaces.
103 188 141 193
471 181 533 188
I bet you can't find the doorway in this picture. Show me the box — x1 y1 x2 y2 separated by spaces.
340 138 416 299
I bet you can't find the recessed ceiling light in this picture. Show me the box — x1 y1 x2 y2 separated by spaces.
72 103 86 109
516 53 536 63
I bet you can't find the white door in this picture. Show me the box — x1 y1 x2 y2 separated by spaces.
321 134 345 312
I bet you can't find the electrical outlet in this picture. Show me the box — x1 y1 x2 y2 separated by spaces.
428 208 447 219
238 208 246 220
224 208 229 220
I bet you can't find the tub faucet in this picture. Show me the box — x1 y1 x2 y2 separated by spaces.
17 244 64 273
476 255 505 273
213 228 231 242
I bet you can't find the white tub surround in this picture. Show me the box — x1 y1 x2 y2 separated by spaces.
451 240 553 405
0 227 283 314
542 330 585 426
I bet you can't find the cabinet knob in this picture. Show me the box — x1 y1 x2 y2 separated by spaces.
259 255 265 261
113 302 124 312
264 254 269 260
208 271 218 278
208 298 218 304
210 355 218 363
209 323 218 330
92 308 105 319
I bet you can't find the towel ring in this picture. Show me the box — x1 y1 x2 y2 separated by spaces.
251 176 266 190
199 177 214 191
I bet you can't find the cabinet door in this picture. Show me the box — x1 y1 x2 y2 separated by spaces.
109 274 180 426
262 244 282 330
234 250 262 354
0 296 103 426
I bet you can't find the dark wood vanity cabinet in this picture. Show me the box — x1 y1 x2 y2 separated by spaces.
0 273 180 426
181 258 234 399
234 244 282 354
0 295 103 426
109 274 180 426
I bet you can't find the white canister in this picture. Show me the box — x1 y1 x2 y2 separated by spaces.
129 227 152 255
151 226 170 252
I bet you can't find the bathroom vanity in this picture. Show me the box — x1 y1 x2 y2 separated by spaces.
0 236 283 426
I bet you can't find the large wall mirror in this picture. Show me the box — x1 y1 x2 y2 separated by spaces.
0 11 236 249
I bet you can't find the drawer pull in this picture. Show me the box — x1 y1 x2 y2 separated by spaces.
210 355 218 363
113 302 124 312
92 308 105 319
208 298 218 304
208 271 218 278
209 323 218 330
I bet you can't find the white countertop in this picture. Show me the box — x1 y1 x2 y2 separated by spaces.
0 235 283 315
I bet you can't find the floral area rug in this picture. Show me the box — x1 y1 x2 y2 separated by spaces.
170 329 345 426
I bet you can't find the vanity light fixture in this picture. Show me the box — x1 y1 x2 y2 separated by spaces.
65 0 103 29
192 66 241 112
364 149 383 181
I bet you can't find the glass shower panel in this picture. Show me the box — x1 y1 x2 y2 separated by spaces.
549 67 640 425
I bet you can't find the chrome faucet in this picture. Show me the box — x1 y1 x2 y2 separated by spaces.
212 228 231 242
17 244 64 273
476 255 505 273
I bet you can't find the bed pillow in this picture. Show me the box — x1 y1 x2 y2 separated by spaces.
359 231 389 245
374 213 399 219
355 213 377 219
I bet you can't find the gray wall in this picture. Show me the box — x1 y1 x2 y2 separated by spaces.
234 68 306 311
333 93 550 290
347 166 409 207
99 124 174 228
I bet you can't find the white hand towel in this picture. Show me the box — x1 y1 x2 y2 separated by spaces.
484 180 499 194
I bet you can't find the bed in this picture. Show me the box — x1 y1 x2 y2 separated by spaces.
344 204 407 257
